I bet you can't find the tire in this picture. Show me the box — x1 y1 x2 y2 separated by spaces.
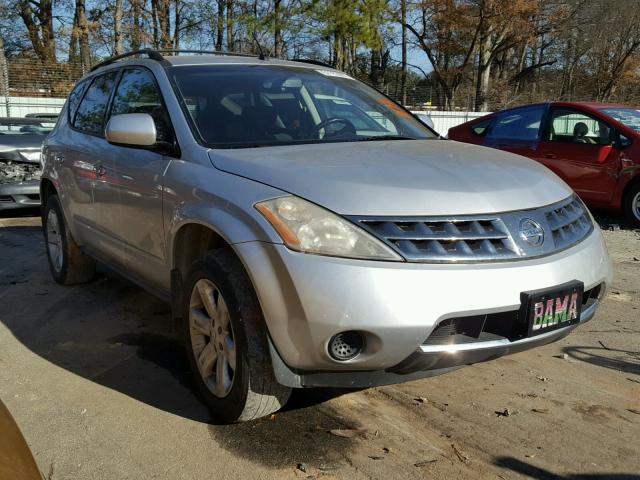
623 182 640 227
182 249 291 423
43 194 96 285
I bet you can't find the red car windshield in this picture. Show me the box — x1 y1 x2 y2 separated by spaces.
599 107 640 133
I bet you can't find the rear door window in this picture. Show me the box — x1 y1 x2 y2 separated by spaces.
109 68 173 142
487 106 545 141
73 71 118 136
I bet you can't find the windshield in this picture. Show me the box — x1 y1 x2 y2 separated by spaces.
170 65 436 148
599 107 640 133
0 120 55 135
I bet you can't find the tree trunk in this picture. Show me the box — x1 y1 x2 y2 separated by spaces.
400 0 407 106
151 0 160 48
157 0 172 48
132 0 142 50
474 34 492 112
226 0 234 51
114 0 124 55
274 0 283 58
174 0 181 49
215 0 224 51
68 8 79 63
76 0 91 71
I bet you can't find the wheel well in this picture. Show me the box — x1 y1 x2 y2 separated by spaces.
173 223 232 276
40 179 57 202
623 174 640 203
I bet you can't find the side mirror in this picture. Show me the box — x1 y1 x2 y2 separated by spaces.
105 113 157 147
597 143 613 163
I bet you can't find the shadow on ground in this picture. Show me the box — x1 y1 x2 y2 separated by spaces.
591 210 639 232
562 345 640 375
496 457 640 480
0 207 40 219
0 221 361 469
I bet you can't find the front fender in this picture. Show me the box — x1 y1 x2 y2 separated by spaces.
162 158 286 268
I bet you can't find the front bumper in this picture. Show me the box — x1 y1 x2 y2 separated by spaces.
235 227 612 378
0 180 40 210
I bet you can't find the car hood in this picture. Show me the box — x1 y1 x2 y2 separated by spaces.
208 140 573 216
0 134 45 152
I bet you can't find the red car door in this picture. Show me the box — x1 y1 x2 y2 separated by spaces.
535 107 620 205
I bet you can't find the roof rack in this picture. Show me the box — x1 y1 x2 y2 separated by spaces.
153 49 262 59
290 58 334 69
90 49 164 72
90 48 264 72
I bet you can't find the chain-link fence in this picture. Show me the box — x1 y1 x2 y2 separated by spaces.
0 58 86 117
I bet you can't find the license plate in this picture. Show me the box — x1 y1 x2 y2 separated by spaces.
520 281 584 337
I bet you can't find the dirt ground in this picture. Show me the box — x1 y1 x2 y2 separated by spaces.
0 210 638 480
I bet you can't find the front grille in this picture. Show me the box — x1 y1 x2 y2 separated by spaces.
545 197 593 250
423 283 603 346
349 195 593 263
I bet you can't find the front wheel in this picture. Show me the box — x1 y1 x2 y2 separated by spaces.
182 249 291 423
43 195 96 285
623 183 640 227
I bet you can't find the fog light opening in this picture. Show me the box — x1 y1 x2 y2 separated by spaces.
328 331 365 361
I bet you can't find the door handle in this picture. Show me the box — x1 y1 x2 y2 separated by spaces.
94 164 107 177
543 152 557 159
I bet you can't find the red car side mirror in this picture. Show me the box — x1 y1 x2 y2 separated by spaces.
597 144 614 163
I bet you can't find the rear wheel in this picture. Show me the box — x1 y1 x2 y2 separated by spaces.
43 195 96 285
623 182 640 227
182 249 291 423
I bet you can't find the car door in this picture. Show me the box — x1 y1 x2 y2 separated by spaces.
483 105 547 158
102 67 175 292
59 71 123 264
535 107 620 205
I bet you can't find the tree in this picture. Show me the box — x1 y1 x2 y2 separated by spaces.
18 0 56 62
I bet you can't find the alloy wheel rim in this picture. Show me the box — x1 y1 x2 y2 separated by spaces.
633 192 640 221
189 278 236 398
46 209 63 272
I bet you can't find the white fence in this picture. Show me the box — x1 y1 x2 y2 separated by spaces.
1 97 66 118
1 97 489 137
416 111 491 136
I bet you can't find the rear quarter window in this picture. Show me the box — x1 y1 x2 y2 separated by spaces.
72 71 118 136
472 118 492 135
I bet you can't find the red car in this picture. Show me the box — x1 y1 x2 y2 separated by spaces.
448 102 640 226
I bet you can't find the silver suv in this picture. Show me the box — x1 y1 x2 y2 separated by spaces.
40 50 612 423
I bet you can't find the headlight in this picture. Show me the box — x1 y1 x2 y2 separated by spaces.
255 196 403 261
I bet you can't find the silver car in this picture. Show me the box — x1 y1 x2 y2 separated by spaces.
40 50 612 423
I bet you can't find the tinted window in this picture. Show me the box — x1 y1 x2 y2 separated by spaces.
472 118 492 135
548 109 612 145
67 80 90 120
171 65 435 148
110 68 172 142
487 106 545 141
73 72 118 135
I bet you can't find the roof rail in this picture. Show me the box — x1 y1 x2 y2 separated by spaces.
90 48 268 73
290 58 334 69
90 49 164 72
154 49 263 59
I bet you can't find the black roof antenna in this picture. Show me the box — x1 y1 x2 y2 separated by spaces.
252 32 267 60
